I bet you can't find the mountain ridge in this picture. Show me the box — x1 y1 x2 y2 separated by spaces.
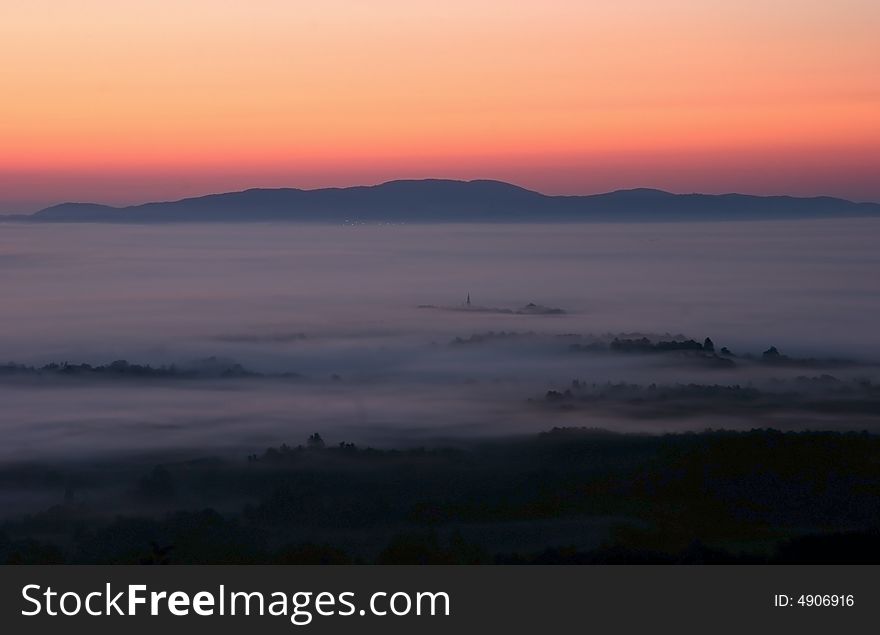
21 179 880 223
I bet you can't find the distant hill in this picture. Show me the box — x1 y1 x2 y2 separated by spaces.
22 179 880 223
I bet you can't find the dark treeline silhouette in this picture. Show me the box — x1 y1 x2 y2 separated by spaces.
0 357 297 381
448 330 846 366
2 428 879 564
570 336 863 369
1 331 866 387
539 376 880 418
610 337 705 352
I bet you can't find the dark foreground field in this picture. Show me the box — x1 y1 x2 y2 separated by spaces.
2 428 879 564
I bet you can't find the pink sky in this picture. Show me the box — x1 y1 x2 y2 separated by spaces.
2 0 878 212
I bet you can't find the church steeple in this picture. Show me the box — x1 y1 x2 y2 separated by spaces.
466 293 471 306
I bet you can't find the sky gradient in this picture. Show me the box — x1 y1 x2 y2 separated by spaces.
2 0 879 213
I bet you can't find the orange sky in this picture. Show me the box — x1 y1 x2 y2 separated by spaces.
1 0 878 212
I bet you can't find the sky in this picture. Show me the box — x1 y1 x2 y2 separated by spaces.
1 0 878 213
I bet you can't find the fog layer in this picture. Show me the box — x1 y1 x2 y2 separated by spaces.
1 220 878 461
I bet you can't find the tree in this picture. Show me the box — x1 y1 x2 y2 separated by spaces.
307 433 325 449
762 346 781 360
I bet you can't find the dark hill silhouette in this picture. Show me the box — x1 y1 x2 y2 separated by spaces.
24 179 880 223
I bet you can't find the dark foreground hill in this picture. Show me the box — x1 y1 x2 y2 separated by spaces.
25 179 880 222
3 428 880 564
